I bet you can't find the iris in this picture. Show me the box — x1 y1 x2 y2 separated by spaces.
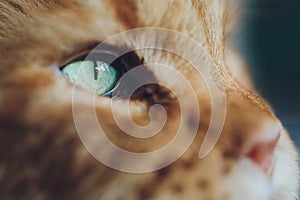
61 60 117 95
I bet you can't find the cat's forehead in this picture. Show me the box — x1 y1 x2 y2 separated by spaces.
0 0 207 55
1 0 221 82
1 0 251 105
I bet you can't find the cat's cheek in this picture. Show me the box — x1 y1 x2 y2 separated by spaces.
221 158 273 200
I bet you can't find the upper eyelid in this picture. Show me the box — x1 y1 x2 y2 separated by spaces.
58 42 101 65
60 51 118 68
58 42 135 67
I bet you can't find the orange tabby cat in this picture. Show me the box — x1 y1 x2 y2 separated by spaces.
0 0 298 199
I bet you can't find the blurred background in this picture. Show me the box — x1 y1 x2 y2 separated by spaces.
234 0 300 149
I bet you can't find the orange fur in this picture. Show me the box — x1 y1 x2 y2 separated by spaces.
0 0 298 199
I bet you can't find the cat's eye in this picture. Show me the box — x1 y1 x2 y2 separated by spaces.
60 53 125 96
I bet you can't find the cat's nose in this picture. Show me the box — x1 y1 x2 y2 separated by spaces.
220 92 283 174
244 120 281 173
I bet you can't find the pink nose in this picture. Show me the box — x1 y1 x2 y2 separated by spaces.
246 135 279 173
242 117 283 174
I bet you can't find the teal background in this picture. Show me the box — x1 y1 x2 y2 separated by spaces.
235 0 300 148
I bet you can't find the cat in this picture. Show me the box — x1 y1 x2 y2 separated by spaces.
0 0 299 199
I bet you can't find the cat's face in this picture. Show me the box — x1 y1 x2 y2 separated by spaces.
0 0 298 199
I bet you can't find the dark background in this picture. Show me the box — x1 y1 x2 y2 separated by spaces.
235 0 300 149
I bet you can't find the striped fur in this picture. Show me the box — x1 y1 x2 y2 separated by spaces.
0 0 298 199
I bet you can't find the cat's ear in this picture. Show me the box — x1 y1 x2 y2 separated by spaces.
225 48 254 90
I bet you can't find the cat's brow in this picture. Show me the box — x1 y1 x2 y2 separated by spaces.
110 0 141 29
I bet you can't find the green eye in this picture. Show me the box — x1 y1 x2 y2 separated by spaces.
61 60 118 96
